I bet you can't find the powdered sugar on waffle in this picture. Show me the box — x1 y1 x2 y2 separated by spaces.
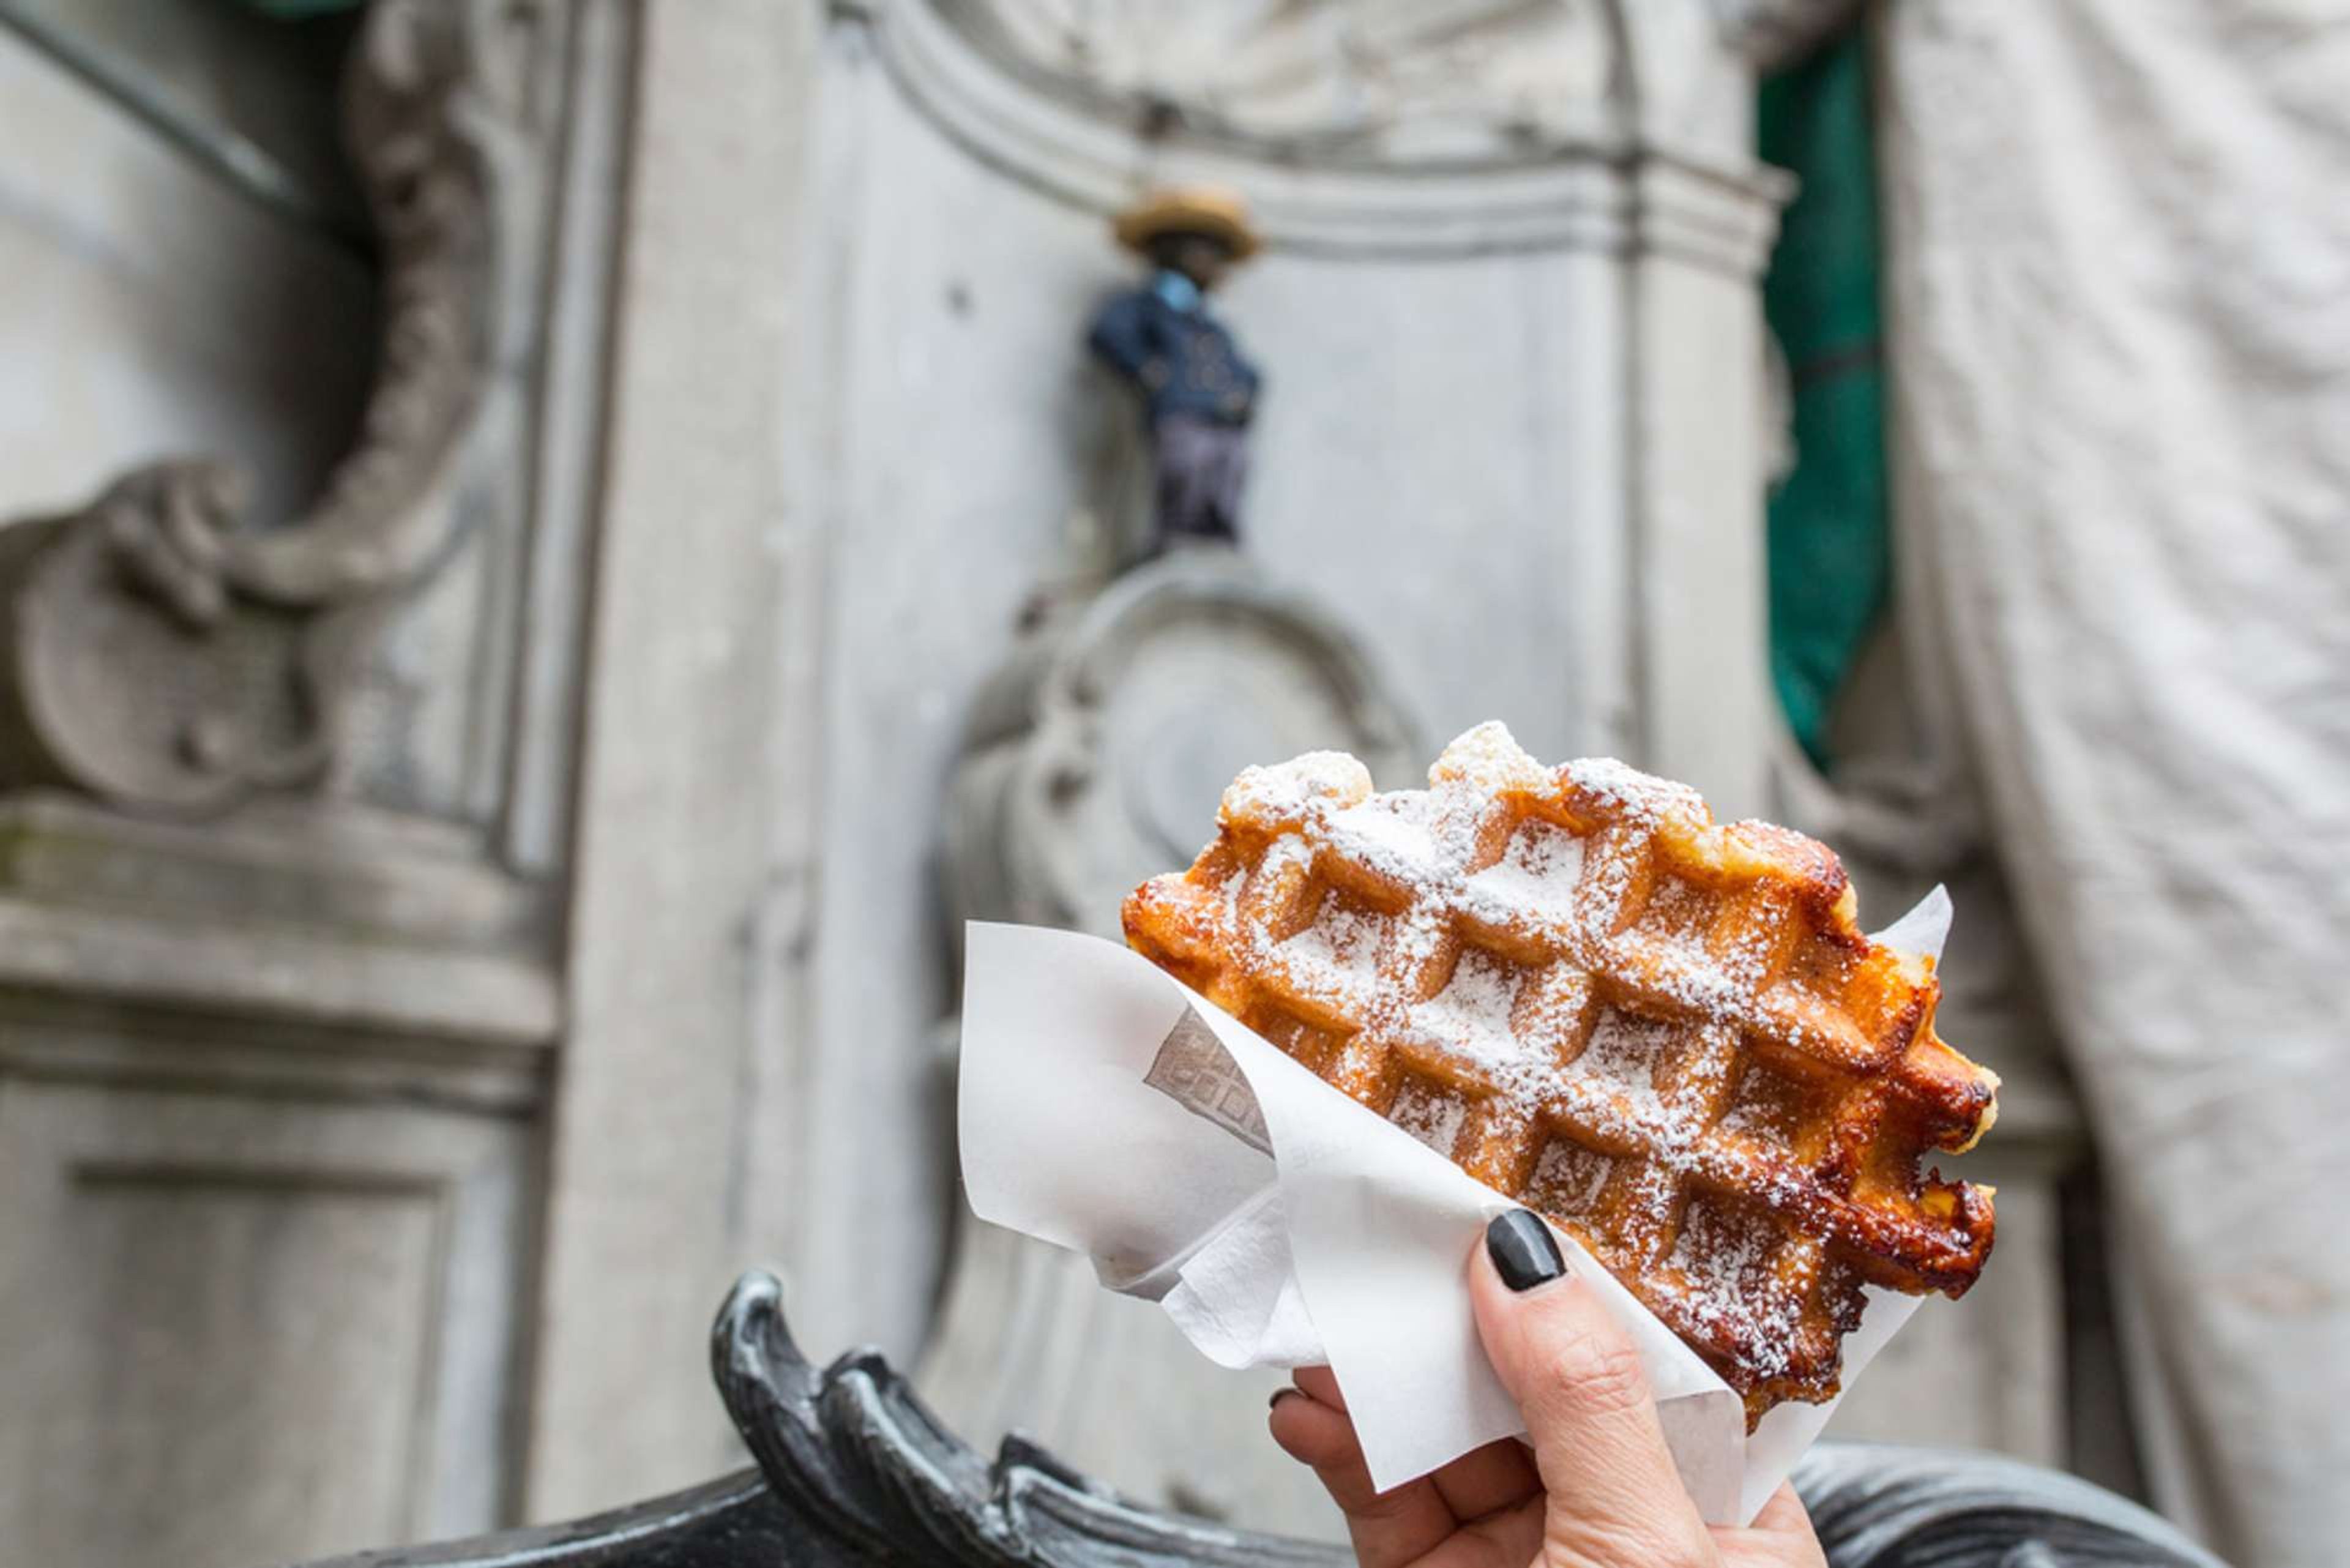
1276 900 1387 997
1389 1079 1471 1154
1118 722 1996 1443
1209 724 1759 1159
1221 750 1371 823
1578 1009 1674 1111
1409 947 1522 1059
1561 754 1703 823
1203 725 1850 1325
1531 1137 1614 1212
1668 1200 1810 1378
1464 817 1584 920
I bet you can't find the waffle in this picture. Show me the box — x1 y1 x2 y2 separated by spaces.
1122 723 1998 1426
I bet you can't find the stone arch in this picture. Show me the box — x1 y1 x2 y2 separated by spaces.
875 0 1662 258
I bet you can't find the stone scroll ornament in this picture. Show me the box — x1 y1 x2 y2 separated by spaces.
0 0 535 813
286 1271 2228 1568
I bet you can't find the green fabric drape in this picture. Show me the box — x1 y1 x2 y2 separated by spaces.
1760 28 1888 769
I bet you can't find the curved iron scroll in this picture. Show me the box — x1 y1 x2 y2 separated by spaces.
0 0 539 813
712 1269 1345 1567
294 1269 2226 1567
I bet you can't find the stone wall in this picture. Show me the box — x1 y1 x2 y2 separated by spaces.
0 1 2085 1562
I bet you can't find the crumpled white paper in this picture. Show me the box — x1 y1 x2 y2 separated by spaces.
958 889 1952 1526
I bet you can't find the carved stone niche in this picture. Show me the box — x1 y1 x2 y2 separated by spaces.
283 1271 2234 1568
0 0 536 815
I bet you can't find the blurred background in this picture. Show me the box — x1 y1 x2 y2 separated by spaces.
0 3 2341 1567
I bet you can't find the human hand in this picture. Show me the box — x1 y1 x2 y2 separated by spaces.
1267 1209 1829 1568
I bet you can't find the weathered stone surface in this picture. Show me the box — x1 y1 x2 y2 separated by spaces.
0 1081 531 1568
0 0 558 819
522 0 829 1524
0 2 2107 1559
938 0 1620 162
0 793 557 1047
0 10 567 1564
0 19 370 531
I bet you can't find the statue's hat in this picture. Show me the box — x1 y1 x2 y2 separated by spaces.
1111 184 1263 261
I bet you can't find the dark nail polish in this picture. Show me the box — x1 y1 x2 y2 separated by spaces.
1486 1209 1565 1291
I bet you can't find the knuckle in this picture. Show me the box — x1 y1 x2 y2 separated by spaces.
1537 1322 1651 1419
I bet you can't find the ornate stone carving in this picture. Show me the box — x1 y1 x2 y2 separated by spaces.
941 0 1622 164
878 0 1794 265
942 550 1420 937
0 0 542 813
285 1270 2232 1566
875 0 1785 268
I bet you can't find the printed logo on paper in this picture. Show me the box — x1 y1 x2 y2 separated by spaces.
1144 1005 1272 1157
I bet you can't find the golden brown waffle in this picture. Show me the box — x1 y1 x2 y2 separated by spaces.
1122 723 1999 1426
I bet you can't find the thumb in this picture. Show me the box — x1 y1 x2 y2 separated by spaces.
1471 1209 1714 1563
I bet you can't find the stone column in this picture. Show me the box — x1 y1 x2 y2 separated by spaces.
1625 152 1789 819
522 0 828 1521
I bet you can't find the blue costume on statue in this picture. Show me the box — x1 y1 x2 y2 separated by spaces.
1086 189 1264 550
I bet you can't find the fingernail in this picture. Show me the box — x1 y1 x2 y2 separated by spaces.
1269 1387 1299 1410
1486 1209 1565 1292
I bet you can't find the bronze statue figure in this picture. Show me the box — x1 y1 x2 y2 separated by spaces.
1087 185 1264 553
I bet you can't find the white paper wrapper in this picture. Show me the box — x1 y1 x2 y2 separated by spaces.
958 888 1953 1526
